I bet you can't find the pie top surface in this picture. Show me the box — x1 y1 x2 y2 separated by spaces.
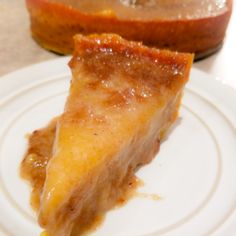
47 0 229 20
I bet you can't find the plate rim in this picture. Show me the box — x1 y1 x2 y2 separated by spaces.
0 57 236 236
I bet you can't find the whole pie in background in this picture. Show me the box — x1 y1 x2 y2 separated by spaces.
26 0 232 59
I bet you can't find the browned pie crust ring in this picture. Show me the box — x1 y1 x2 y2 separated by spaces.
26 0 232 59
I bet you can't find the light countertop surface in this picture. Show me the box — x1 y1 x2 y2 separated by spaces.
0 0 235 89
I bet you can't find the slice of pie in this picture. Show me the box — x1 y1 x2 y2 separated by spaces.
21 34 193 236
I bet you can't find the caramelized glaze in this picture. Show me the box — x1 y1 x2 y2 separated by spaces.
21 118 57 210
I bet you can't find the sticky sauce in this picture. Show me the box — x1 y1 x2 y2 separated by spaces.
136 192 162 201
116 177 162 207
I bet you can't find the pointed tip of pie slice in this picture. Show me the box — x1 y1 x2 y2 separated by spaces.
38 34 193 236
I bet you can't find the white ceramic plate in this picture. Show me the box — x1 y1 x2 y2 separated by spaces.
0 57 236 236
